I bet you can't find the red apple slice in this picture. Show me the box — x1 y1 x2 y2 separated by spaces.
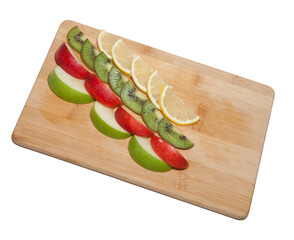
115 106 154 137
151 135 189 169
85 73 122 108
55 43 90 79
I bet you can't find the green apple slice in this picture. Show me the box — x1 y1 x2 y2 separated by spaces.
90 101 131 139
128 135 172 172
48 66 94 104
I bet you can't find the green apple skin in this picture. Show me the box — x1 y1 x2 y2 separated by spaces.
90 102 131 139
128 136 172 172
48 67 94 104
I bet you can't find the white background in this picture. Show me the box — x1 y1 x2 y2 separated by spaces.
1 0 293 239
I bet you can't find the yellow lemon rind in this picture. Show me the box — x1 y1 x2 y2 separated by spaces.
131 55 148 93
146 70 161 110
159 84 200 126
97 29 113 60
111 39 132 75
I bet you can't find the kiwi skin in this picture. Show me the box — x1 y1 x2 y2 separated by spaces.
121 81 148 114
81 39 99 70
67 26 86 52
108 66 128 96
158 118 194 149
94 52 113 83
142 101 163 132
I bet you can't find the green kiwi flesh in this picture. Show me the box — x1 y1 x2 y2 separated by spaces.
67 26 86 52
81 39 99 70
158 118 194 149
94 52 113 83
108 66 128 96
121 81 148 114
142 101 164 132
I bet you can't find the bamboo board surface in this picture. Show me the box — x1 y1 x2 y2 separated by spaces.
12 20 274 219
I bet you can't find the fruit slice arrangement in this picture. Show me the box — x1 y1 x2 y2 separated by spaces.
47 25 201 172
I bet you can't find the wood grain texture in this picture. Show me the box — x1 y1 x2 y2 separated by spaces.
12 20 274 220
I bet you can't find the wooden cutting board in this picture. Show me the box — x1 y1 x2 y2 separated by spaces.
12 20 274 220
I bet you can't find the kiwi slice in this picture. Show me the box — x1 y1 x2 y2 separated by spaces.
121 81 148 114
93 52 113 83
142 101 164 132
67 26 86 52
81 39 100 70
158 118 194 149
108 66 128 96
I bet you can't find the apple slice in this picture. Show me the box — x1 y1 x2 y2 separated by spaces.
55 43 90 79
90 101 131 139
151 135 189 169
48 66 94 104
85 73 122 108
128 136 171 172
115 106 154 138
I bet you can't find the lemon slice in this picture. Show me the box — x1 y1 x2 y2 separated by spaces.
159 84 200 125
131 56 153 93
112 39 136 75
97 30 117 60
146 70 166 109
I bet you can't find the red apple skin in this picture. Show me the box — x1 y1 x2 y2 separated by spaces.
115 107 154 138
85 73 122 108
55 43 90 79
151 135 188 169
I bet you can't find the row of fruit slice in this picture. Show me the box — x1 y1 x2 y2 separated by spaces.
67 26 195 150
48 26 196 172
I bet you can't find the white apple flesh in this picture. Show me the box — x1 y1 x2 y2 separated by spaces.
90 101 131 139
128 135 172 172
48 66 94 104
